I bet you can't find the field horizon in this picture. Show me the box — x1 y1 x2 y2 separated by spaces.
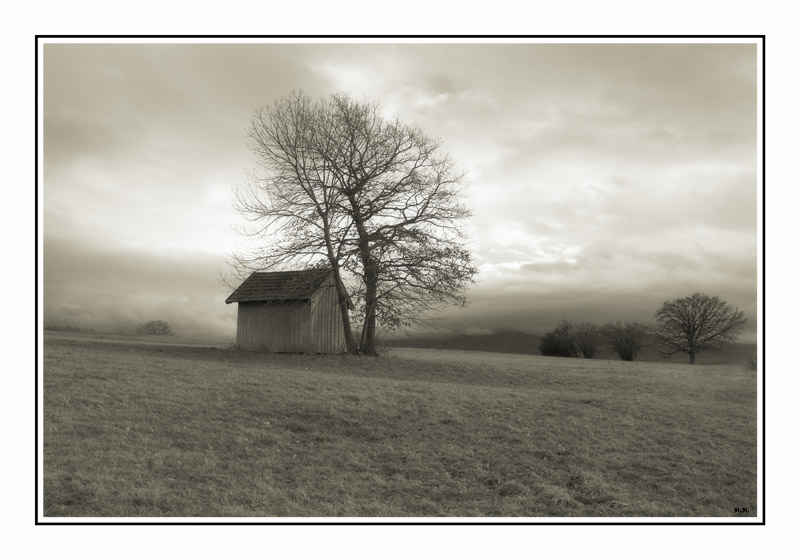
42 331 758 518
43 325 757 366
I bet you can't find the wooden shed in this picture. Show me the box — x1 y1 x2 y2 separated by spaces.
225 269 348 353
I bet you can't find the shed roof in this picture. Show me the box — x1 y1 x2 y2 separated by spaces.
225 269 333 304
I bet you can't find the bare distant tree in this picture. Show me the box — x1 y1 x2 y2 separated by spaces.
232 91 476 355
539 320 602 359
572 321 602 359
653 293 746 364
603 321 648 361
539 320 579 358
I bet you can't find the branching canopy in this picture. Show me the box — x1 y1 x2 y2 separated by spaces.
653 293 746 364
230 91 477 354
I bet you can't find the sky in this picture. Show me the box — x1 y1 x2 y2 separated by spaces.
40 40 760 341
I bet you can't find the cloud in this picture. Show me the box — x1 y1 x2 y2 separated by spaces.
40 42 759 346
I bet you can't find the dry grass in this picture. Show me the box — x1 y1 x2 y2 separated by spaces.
42 332 757 518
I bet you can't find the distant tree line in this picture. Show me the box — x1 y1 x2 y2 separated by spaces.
539 293 747 365
539 320 648 361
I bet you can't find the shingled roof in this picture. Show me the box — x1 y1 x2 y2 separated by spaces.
225 269 333 304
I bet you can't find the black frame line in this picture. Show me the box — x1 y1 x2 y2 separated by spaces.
35 34 766 526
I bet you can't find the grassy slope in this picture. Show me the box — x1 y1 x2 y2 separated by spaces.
43 332 757 518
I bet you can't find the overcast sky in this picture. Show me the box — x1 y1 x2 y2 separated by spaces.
41 40 759 341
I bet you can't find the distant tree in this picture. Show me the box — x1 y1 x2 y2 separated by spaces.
603 321 648 361
540 320 603 359
572 321 602 359
136 320 174 336
539 321 579 358
232 91 476 355
653 293 746 364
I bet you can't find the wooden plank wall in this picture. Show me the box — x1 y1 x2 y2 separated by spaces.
309 274 346 353
236 301 311 351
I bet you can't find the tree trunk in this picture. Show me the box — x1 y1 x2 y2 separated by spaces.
331 269 358 354
689 351 696 365
345 191 380 356
360 266 378 355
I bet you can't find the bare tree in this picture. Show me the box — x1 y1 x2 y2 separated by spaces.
572 321 602 359
539 320 602 359
539 320 579 358
232 91 476 355
603 321 648 361
653 293 746 364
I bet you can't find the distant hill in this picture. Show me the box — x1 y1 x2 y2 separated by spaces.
386 329 542 356
387 329 757 366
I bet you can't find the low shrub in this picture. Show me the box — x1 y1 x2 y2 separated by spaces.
135 320 174 336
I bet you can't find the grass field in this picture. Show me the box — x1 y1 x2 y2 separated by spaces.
42 331 758 518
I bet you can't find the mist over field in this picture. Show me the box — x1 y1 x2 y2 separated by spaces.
42 228 757 345
43 235 236 339
42 229 757 349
